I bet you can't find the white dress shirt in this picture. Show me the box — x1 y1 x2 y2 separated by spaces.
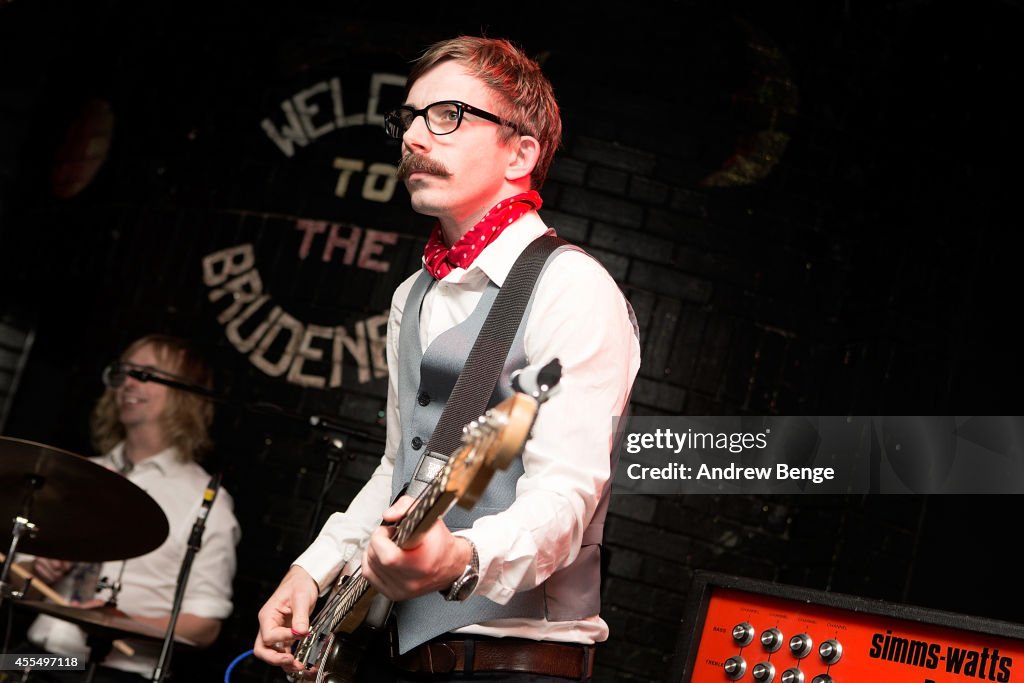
294 211 641 644
27 444 241 676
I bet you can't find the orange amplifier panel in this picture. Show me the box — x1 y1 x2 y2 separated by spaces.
673 572 1024 683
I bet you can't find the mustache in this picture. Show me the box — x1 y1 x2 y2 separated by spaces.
397 154 451 180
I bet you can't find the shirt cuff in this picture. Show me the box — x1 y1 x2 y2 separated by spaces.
456 531 516 605
293 538 353 595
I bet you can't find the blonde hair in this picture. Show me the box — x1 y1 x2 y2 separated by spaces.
408 35 562 190
90 334 214 461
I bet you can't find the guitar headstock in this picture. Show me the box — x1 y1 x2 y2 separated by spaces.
443 392 538 509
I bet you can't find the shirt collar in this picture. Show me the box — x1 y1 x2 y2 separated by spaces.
432 211 551 287
111 441 183 476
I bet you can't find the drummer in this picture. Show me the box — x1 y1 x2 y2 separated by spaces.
12 334 240 682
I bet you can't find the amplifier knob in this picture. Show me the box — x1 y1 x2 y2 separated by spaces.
724 655 748 680
811 676 833 683
732 622 755 646
789 633 813 659
819 639 843 664
760 627 784 652
752 661 776 682
781 668 805 683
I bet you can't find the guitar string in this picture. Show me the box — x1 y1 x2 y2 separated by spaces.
315 462 450 643
293 405 519 671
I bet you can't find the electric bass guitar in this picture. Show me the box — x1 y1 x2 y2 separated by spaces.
288 363 560 682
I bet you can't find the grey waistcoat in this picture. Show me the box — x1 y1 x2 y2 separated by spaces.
390 245 624 654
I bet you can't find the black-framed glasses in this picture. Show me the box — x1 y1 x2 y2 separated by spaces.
383 100 517 139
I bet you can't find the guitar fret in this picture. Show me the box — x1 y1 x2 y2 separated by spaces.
394 470 446 547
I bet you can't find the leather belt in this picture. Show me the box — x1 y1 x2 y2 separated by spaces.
393 637 594 679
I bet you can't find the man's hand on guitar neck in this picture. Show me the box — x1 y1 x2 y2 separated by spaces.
253 564 319 673
361 495 475 602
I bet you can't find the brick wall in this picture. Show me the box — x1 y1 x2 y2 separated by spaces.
1 3 1021 682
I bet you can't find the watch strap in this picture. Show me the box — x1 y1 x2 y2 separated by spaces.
443 538 479 601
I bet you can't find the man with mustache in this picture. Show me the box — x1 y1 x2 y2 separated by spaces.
254 35 641 682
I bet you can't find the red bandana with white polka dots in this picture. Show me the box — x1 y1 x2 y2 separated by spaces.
422 191 543 280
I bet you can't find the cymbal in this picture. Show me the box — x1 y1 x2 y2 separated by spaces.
0 436 169 561
14 600 196 647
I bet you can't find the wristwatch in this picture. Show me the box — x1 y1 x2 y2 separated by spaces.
441 538 479 602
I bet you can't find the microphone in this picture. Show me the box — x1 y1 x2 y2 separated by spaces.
188 473 222 547
102 362 154 389
102 361 220 399
101 361 129 388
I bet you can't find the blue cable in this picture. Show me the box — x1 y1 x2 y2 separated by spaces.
224 648 254 683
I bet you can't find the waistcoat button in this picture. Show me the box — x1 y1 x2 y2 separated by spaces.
411 436 423 450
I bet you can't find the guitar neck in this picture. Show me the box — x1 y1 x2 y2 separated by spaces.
317 446 464 631
392 448 463 548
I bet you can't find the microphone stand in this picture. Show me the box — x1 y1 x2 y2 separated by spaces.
307 436 346 546
151 474 221 683
124 369 385 444
125 370 386 545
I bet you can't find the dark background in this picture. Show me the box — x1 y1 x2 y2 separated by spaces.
1 1 1022 681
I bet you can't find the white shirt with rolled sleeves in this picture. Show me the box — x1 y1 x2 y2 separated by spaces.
27 443 241 676
294 211 641 644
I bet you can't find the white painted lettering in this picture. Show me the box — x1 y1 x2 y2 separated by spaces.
329 77 345 127
293 81 335 140
331 321 370 386
202 244 255 287
333 157 366 197
362 162 398 202
251 310 304 376
225 297 276 353
203 243 393 387
213 270 264 324
260 100 309 157
367 72 407 126
287 324 332 388
262 72 405 156
366 312 388 379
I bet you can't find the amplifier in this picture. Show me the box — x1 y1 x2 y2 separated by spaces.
672 571 1024 683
